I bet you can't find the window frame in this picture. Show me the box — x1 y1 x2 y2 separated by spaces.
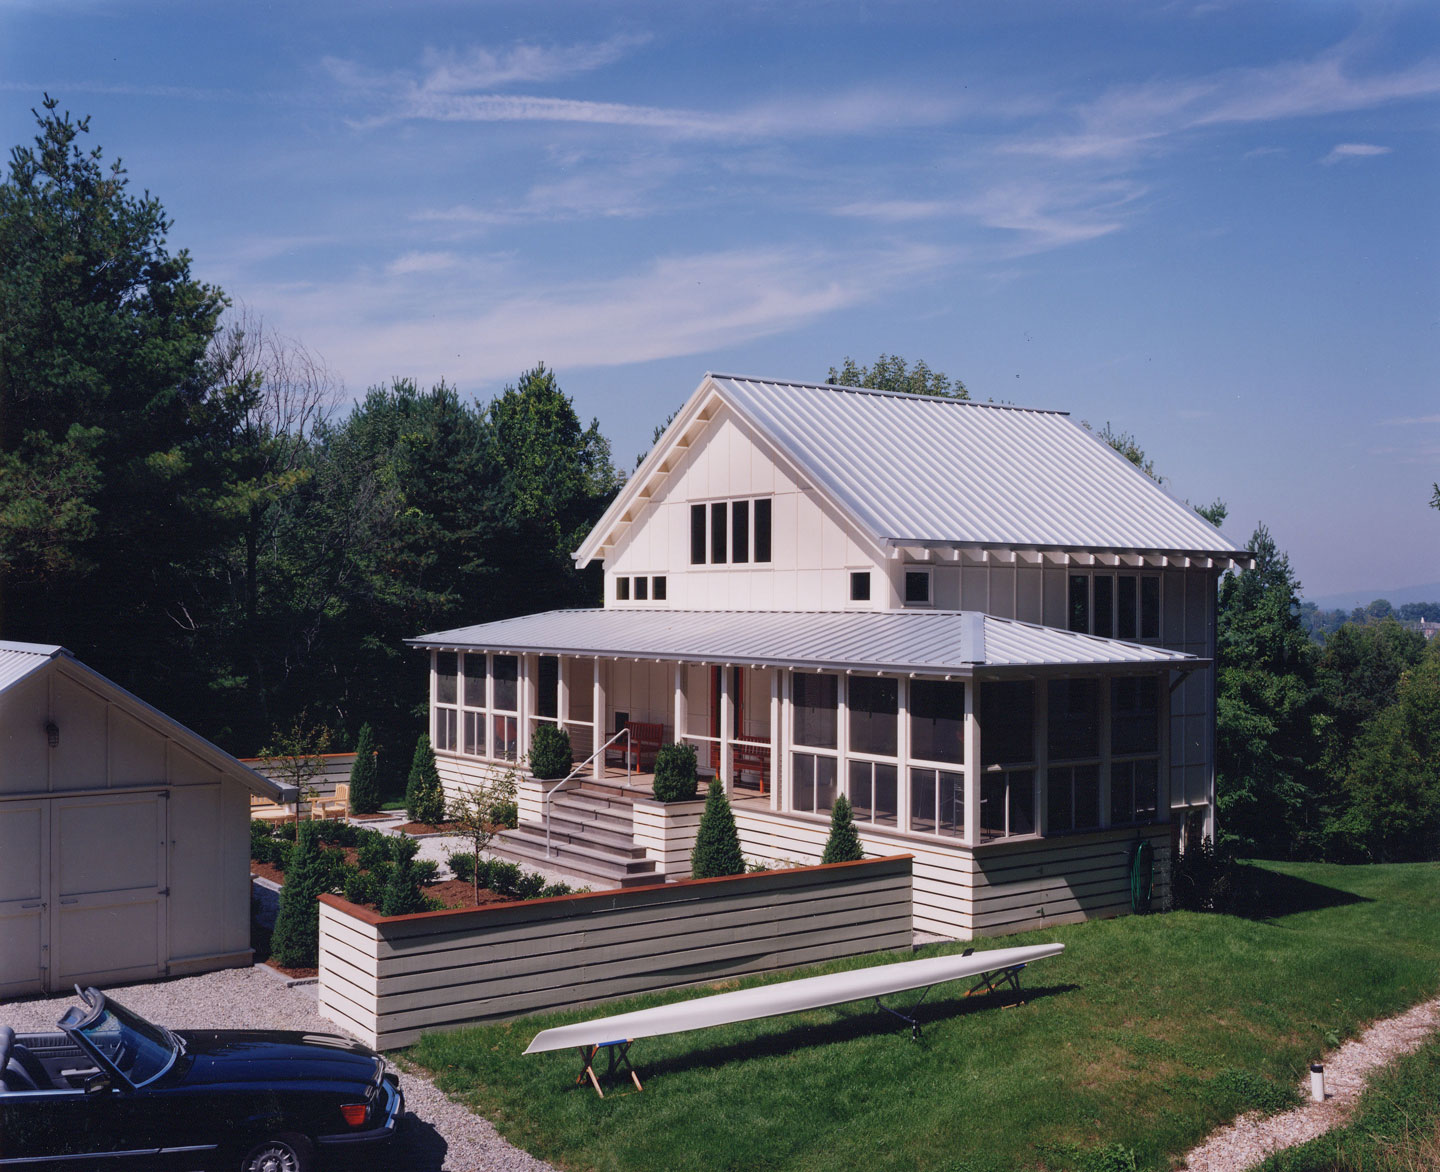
688 496 775 567
1067 572 1163 643
903 566 933 607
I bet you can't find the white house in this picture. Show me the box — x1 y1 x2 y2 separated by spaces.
0 641 296 995
410 374 1250 938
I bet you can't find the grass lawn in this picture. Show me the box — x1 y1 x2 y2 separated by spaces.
406 860 1440 1172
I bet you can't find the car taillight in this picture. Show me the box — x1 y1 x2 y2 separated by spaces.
340 1103 368 1127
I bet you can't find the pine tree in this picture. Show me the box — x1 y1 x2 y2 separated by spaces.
348 723 381 815
379 856 428 916
406 734 444 824
690 781 745 879
270 822 325 967
821 794 864 864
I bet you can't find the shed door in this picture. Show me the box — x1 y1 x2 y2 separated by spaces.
50 792 168 990
0 800 50 997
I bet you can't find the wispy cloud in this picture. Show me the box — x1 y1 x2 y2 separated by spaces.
254 243 953 391
416 35 651 92
1380 413 1440 425
1011 50 1440 162
385 250 460 277
1320 141 1391 164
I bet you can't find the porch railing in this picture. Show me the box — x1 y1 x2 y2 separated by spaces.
544 726 633 858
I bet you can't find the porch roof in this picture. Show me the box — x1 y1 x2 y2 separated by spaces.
410 609 1203 675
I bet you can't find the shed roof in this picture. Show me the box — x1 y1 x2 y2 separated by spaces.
0 640 290 800
411 609 1200 675
576 373 1250 566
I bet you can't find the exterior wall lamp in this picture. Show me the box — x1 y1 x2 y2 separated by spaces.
45 720 59 748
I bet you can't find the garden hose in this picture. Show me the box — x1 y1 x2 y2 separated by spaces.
1129 839 1154 914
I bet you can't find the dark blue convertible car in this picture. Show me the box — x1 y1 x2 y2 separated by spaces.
0 987 402 1171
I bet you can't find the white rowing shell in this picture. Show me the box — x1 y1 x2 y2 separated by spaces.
524 941 1063 1054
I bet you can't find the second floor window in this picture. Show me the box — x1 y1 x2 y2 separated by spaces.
1068 573 1161 641
690 498 772 565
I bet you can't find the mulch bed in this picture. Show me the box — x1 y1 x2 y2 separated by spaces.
397 820 461 835
251 860 286 885
252 860 510 912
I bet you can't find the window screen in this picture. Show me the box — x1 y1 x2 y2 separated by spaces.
850 571 871 601
436 652 458 704
792 673 838 748
848 676 898 757
910 679 964 764
710 502 727 563
1068 575 1089 633
690 504 706 565
905 570 931 604
754 498 772 562
731 500 749 563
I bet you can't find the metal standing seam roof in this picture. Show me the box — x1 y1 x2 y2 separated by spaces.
410 609 1202 673
710 375 1248 557
0 640 64 693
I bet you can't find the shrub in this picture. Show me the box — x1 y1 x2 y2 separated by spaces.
488 861 522 898
489 800 518 829
540 882 575 899
310 818 358 847
273 821 297 842
251 820 274 846
379 857 428 916
515 871 546 900
343 868 380 907
1172 833 1247 914
270 823 326 967
412 859 440 887
691 781 745 878
652 741 699 802
348 723 382 815
356 834 389 873
529 723 573 780
406 734 445 825
446 851 476 883
821 794 864 864
388 834 421 864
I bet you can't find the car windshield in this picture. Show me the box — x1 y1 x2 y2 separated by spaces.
63 994 179 1088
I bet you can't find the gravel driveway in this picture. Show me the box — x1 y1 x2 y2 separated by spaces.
2 965 558 1172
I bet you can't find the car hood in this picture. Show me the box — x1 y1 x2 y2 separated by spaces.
171 1030 380 1089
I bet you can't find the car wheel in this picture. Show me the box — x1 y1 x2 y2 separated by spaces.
238 1132 313 1172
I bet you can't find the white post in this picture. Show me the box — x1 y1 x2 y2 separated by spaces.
592 658 605 781
673 663 687 749
769 669 781 811
1099 672 1113 828
519 653 535 762
719 667 733 793
896 675 910 832
962 677 980 847
1033 676 1049 837
557 656 569 730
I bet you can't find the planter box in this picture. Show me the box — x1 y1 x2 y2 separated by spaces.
318 854 913 1049
631 796 707 878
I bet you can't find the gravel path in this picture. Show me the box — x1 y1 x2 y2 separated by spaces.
2 965 558 1172
1178 994 1440 1171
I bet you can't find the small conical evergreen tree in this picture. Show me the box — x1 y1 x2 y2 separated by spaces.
271 822 325 967
379 856 428 916
821 794 864 864
348 723 381 815
691 781 745 878
406 734 444 824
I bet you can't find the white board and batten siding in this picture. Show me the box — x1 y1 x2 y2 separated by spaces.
317 855 913 1050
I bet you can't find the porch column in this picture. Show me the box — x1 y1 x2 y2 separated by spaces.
896 676 910 831
557 656 569 730
769 669 781 811
592 658 605 781
1033 676 1048 837
1098 673 1113 828
962 676 980 847
719 666 733 793
1157 673 1173 819
673 663 687 748
519 653 536 761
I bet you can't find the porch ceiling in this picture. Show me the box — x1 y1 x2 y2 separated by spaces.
409 609 1204 675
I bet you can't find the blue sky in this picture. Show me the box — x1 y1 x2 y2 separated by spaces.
3 0 1437 599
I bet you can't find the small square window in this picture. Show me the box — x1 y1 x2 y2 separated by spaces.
905 569 931 605
850 571 871 602
616 576 630 601
635 576 648 601
653 576 667 601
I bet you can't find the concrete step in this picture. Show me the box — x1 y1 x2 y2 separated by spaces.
548 794 635 833
494 828 658 888
543 812 638 852
505 824 648 862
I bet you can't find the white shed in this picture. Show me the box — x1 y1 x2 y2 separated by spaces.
0 641 295 996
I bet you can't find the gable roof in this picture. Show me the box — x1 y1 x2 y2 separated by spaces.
576 373 1250 567
411 609 1201 675
0 640 290 800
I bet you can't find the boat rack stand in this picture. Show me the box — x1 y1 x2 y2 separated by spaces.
873 959 1031 1041
575 1039 644 1098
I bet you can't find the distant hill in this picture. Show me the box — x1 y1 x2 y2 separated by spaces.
1307 582 1440 611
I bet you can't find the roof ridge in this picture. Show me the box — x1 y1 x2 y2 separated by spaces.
706 372 1068 415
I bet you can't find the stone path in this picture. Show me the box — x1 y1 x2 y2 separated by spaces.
1178 994 1440 1171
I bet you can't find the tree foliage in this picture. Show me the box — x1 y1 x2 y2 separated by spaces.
821 794 864 864
652 742 699 802
406 734 445 826
1215 525 1323 856
1084 421 1162 482
348 723 381 815
827 354 967 399
527 723 573 781
691 781 745 878
270 822 327 967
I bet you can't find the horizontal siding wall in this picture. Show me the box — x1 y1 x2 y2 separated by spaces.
317 855 912 1050
240 752 356 800
734 808 1171 941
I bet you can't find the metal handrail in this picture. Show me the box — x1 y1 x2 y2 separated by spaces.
544 727 633 858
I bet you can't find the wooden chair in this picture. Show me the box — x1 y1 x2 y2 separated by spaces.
249 792 299 822
709 736 771 794
313 783 350 820
621 722 664 772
